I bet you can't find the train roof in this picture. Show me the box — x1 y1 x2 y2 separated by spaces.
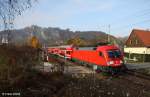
77 47 96 50
96 45 119 51
58 45 74 48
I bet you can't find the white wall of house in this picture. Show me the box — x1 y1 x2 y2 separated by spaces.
124 47 150 54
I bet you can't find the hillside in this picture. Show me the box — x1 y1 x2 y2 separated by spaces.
0 25 123 46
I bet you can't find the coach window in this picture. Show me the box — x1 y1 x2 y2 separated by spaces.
66 51 70 54
99 51 103 57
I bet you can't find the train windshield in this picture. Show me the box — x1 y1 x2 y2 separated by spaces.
107 50 121 58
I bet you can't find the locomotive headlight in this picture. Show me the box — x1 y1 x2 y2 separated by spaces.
120 60 123 64
107 61 114 65
109 61 114 64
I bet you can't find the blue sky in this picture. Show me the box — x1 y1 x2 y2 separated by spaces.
14 0 150 37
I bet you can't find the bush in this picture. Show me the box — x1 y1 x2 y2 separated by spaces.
0 45 41 86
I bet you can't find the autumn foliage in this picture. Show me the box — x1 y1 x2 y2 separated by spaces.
67 37 86 46
28 36 41 48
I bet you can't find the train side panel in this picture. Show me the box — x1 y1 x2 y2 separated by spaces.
71 50 107 66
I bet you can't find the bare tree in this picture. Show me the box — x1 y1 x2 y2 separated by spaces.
0 0 37 43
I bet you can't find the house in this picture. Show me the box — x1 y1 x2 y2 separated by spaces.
124 29 150 62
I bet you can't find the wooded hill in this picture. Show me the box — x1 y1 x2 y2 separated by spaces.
0 25 126 47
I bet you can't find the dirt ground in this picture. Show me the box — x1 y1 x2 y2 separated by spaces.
58 74 150 97
1 70 150 97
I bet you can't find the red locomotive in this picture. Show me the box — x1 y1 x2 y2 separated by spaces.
47 45 124 73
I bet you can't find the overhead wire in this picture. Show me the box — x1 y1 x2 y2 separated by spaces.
102 7 150 34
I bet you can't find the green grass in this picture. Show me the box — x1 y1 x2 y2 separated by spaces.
0 56 8 64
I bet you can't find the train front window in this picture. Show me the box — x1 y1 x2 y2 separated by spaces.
99 51 103 57
107 50 121 58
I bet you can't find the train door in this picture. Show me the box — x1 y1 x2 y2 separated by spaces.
65 50 72 59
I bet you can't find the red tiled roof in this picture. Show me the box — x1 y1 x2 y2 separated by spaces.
133 29 150 47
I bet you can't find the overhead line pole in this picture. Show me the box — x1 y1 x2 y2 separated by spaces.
108 24 110 44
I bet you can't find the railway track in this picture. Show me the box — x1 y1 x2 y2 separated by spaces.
116 69 150 91
126 70 150 80
47 55 150 97
49 55 150 81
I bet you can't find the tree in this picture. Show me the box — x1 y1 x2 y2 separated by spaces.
0 0 37 43
67 37 85 46
29 36 40 48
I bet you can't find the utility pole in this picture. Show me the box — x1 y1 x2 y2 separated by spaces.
108 24 110 44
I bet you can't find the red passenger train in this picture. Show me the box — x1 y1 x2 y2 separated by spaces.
47 45 124 73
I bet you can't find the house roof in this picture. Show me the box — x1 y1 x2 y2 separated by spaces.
131 29 150 47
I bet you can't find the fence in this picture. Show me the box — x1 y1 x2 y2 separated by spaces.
124 53 150 62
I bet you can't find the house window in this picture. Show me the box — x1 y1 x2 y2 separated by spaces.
130 40 132 44
136 40 138 44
